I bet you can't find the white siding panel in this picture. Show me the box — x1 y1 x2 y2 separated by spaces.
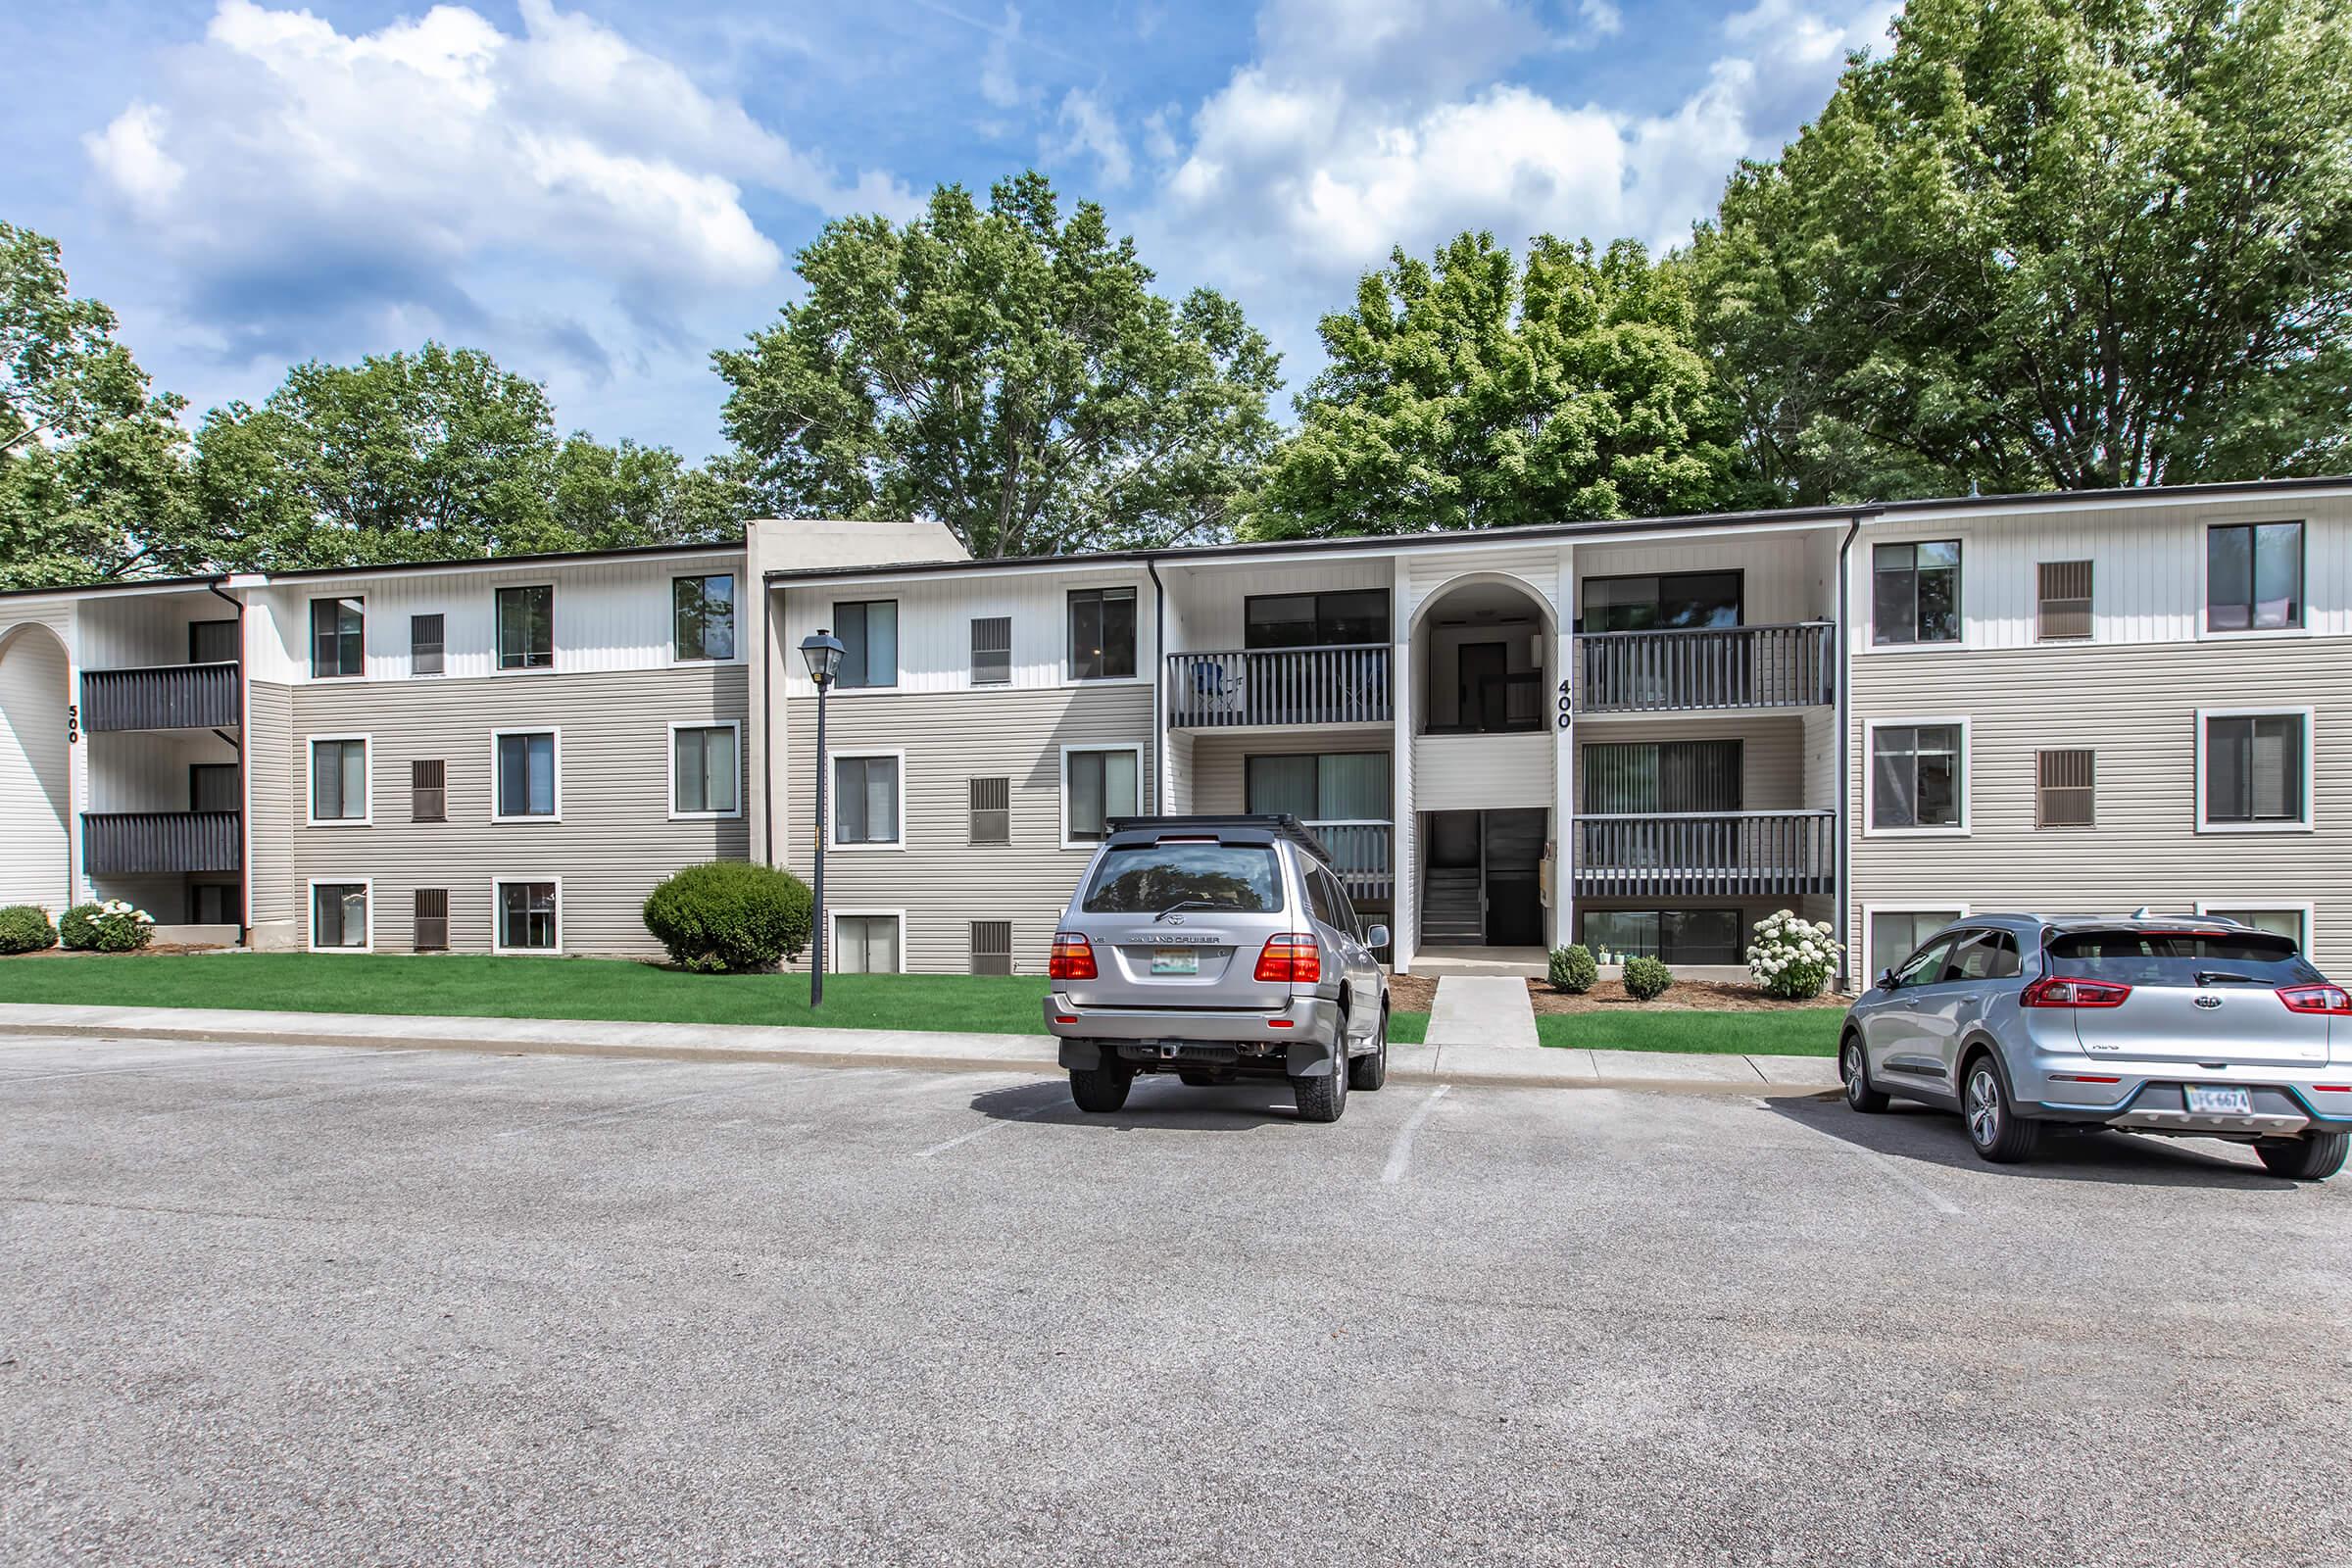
1414 732 1552 810
1403 544 1567 626
1571 537 1830 625
775 567 1158 697
0 621 73 910
1171 559 1394 649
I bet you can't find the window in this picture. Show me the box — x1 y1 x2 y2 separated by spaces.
413 889 449 952
1244 753 1393 820
493 730 559 820
833 913 901 974
411 759 446 822
1943 929 2022 981
496 585 554 670
968 777 1010 845
310 881 369 951
1063 746 1140 846
2036 561 2092 641
970 920 1013 976
835 601 898 688
2035 749 2095 828
1869 722 1965 831
1581 741 1741 814
191 883 238 924
1244 589 1391 648
1893 934 1957 988
190 763 239 813
1579 571 1743 633
1067 588 1137 680
1082 844 1279 913
2200 710 2309 829
1868 909 1962 980
1581 910 1742 965
1304 864 1342 929
970 616 1011 684
1872 541 1960 645
411 613 445 676
671 722 740 817
674 574 736 662
834 755 901 846
2198 906 2310 946
2207 522 2302 632
495 880 559 953
189 619 237 663
309 737 368 824
311 597 364 678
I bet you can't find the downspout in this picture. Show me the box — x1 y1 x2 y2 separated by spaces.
1834 514 1862 992
1147 557 1166 811
206 576 248 948
762 580 779 868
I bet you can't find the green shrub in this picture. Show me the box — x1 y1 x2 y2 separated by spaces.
642 860 813 973
59 901 154 953
1621 956 1674 1002
0 905 58 955
1547 944 1597 994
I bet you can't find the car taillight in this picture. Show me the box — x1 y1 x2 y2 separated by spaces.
1253 933 1321 984
2021 976 2132 1008
2277 984 2352 1014
1048 933 1097 981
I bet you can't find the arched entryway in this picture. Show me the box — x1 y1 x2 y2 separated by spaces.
0 621 73 912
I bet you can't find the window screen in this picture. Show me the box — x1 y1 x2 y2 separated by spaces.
970 616 1011 684
970 920 1013 976
2036 562 2092 640
968 777 1010 845
411 613 445 675
412 759 446 822
413 888 449 952
2035 749 2094 828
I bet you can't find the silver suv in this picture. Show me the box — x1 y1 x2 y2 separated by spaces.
1841 913 2351 1179
1043 815 1392 1123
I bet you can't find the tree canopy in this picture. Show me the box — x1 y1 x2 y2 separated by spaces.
714 172 1282 559
1247 233 1734 538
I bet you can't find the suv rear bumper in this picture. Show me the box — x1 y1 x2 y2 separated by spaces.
2025 1058 2352 1139
1046 991 1343 1069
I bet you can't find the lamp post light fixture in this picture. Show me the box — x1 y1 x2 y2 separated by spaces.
799 628 846 1006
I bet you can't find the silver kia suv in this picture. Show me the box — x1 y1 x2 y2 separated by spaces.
1043 814 1392 1123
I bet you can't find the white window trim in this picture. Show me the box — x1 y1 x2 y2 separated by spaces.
828 907 908 975
1062 587 1148 687
492 584 559 675
827 748 907 851
1858 903 1970 982
304 733 373 827
305 877 375 954
2194 706 2315 834
489 727 564 823
667 719 745 820
2194 901 2316 949
490 875 564 956
1860 538 1965 656
1861 716 1972 837
668 572 744 666
1059 742 1146 851
2195 518 2311 643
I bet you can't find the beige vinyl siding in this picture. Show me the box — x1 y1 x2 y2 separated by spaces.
288 664 748 954
247 681 296 931
781 683 1152 973
1413 732 1552 811
1848 637 2352 974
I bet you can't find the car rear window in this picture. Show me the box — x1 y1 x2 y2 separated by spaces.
1081 843 1282 914
2045 929 2321 986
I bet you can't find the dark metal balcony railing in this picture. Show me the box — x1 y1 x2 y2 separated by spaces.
1165 645 1391 728
1573 810 1835 898
1306 819 1393 904
80 662 240 731
1575 623 1833 713
81 811 242 876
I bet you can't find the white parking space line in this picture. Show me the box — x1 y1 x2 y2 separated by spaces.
1382 1085 1452 1185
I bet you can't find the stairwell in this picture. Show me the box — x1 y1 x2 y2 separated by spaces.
1420 866 1484 947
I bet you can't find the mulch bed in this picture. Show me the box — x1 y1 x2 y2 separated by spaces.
1527 977 1849 1014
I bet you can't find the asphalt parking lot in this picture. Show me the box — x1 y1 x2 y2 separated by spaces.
3 1034 2349 1567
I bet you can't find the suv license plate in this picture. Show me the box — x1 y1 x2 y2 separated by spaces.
2185 1086 2253 1115
1150 951 1200 976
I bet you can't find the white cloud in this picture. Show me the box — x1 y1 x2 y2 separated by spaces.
1052 89 1134 187
81 103 183 214
979 4 1030 109
1579 0 1624 37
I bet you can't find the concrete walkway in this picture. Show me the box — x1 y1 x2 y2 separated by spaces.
0 1003 1838 1096
1422 975 1541 1050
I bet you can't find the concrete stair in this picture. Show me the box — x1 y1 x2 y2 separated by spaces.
1420 867 1484 946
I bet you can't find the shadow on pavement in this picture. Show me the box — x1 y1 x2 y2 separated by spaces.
968 1075 1309 1132
1767 1094 2303 1191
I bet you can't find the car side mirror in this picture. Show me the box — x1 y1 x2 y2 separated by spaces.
1365 924 1391 951
1877 968 1900 992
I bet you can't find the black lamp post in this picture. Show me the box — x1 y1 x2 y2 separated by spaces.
799 628 846 1006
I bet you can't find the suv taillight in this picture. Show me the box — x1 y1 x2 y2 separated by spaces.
2021 976 2132 1008
2278 983 2352 1014
1049 933 1097 980
1253 933 1321 984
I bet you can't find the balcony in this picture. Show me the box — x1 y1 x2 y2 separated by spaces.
80 662 239 732
81 811 242 876
1573 810 1835 899
1307 819 1393 904
1165 645 1391 728
1575 623 1833 714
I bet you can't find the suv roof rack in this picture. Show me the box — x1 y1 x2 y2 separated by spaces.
1102 813 1335 866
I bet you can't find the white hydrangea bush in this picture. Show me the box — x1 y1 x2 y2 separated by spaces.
1746 909 1841 1000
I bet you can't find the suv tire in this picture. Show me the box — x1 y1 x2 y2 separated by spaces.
1292 1044 1349 1124
1840 1032 1887 1113
2255 1131 2347 1181
1962 1052 2039 1163
1069 1060 1135 1114
1348 1005 1390 1092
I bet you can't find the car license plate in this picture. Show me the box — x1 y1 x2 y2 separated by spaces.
2185 1086 2253 1115
1150 950 1200 976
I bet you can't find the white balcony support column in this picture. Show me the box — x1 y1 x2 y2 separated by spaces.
1551 560 1576 954
1391 612 1416 976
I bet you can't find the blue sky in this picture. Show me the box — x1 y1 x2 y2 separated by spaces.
2 0 1896 459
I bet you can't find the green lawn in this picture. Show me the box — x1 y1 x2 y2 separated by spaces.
1534 1007 1841 1056
0 953 1431 1043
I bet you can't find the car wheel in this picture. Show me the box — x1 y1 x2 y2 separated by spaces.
1069 1060 1134 1114
1962 1053 2039 1163
1840 1032 1887 1113
1348 1005 1390 1091
2255 1131 2348 1181
1293 1042 1349 1124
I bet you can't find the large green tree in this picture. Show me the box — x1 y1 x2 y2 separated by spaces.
1690 0 2352 504
0 223 197 589
714 172 1282 558
1247 233 1734 539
